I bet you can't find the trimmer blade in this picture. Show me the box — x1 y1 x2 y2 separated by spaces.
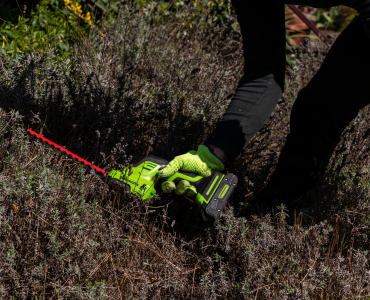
27 129 106 177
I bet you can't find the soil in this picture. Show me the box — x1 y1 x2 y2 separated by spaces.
307 28 341 49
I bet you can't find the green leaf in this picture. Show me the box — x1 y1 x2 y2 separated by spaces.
95 1 107 12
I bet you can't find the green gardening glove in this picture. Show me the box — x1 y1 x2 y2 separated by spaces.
158 145 224 197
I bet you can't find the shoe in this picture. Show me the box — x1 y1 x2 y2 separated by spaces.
255 138 328 211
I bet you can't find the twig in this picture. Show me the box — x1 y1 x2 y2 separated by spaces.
130 239 184 273
110 255 123 300
43 262 47 300
23 155 38 169
85 253 111 282
343 210 367 216
243 283 275 294
31 211 71 241
245 191 253 198
191 264 198 299
287 4 332 44
0 115 14 135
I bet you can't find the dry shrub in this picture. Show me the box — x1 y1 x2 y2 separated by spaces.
0 0 242 169
0 2 370 299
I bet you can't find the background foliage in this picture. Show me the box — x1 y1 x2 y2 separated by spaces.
0 0 238 61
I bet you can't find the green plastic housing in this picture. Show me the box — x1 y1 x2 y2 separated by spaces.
106 156 237 221
107 158 222 206
108 160 162 201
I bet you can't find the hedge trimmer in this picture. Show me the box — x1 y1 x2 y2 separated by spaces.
27 129 238 221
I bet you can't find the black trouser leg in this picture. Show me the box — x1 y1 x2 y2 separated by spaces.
205 0 286 161
263 16 370 200
287 16 370 162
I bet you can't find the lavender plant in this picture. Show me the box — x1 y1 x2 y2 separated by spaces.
0 1 369 299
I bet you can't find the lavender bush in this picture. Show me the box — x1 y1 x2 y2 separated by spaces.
0 1 369 299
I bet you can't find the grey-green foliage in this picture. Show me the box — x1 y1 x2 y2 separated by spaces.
1 50 370 298
0 112 111 299
0 0 242 164
83 1 241 119
1 1 370 299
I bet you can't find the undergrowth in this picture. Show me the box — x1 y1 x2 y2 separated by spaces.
0 1 369 299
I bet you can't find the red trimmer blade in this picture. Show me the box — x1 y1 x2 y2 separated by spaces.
27 129 106 177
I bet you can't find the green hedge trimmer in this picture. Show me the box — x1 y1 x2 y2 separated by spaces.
27 129 238 221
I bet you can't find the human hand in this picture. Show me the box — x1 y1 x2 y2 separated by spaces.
158 145 224 197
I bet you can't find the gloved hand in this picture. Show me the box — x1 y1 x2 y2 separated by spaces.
158 145 224 197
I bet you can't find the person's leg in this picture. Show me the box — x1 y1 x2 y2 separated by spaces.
205 0 286 161
262 16 370 201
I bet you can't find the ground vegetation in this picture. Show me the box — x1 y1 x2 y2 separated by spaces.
0 1 369 299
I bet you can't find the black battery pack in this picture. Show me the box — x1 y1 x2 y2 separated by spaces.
201 173 238 221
